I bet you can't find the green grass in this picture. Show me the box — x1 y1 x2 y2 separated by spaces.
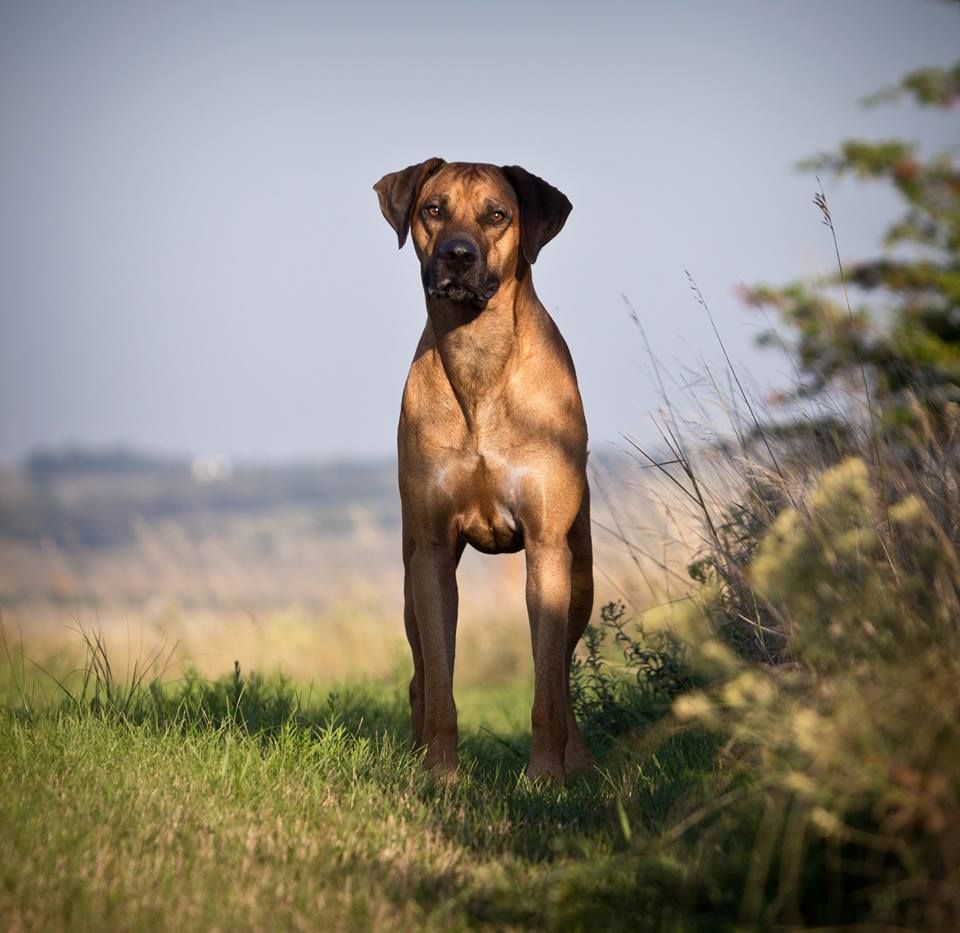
0 659 721 932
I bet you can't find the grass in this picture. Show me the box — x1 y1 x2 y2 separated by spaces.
0 636 720 933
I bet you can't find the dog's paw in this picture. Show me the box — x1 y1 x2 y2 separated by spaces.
525 759 566 785
423 745 459 778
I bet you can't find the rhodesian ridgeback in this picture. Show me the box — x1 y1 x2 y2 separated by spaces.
373 159 593 782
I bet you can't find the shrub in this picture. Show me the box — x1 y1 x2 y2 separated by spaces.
670 455 960 928
570 600 699 743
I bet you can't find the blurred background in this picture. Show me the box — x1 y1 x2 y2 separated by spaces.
1 0 955 682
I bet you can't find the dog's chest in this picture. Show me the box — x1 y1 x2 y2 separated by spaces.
430 448 528 553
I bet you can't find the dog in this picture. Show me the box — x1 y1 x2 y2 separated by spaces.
373 159 593 782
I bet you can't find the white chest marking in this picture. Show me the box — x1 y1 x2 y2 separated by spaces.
432 465 453 495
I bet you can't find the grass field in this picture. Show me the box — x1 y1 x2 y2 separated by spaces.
0 632 722 933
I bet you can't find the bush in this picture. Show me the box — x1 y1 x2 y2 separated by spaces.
668 453 960 928
570 600 700 744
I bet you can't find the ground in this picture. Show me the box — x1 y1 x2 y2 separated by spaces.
0 667 719 933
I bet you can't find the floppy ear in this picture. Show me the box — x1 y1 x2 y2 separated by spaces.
500 165 572 266
373 157 446 248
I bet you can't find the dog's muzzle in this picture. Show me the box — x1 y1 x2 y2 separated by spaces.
425 236 500 305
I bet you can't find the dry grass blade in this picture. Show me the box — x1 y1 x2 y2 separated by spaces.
651 416 722 551
684 269 786 483
814 177 886 518
590 517 693 589
590 464 658 603
621 432 698 506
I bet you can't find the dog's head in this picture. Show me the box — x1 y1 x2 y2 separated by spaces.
373 159 571 308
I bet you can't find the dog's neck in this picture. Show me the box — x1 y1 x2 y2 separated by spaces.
425 275 534 425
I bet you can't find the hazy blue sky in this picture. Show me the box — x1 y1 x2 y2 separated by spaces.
1 0 956 464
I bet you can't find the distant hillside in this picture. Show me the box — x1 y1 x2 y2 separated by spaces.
0 448 399 547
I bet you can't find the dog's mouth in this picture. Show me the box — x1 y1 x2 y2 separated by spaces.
426 277 501 305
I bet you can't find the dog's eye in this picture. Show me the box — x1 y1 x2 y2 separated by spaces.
490 210 507 223
424 204 441 219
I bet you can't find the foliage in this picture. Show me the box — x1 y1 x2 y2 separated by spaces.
671 456 960 929
630 40 960 928
742 58 960 423
569 600 699 741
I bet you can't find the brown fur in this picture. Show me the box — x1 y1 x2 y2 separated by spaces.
374 159 593 781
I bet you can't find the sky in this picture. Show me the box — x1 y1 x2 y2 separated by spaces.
1 0 957 465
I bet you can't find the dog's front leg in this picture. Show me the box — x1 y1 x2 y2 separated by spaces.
525 540 572 782
409 542 460 772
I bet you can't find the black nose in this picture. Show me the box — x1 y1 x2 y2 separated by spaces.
439 237 478 268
